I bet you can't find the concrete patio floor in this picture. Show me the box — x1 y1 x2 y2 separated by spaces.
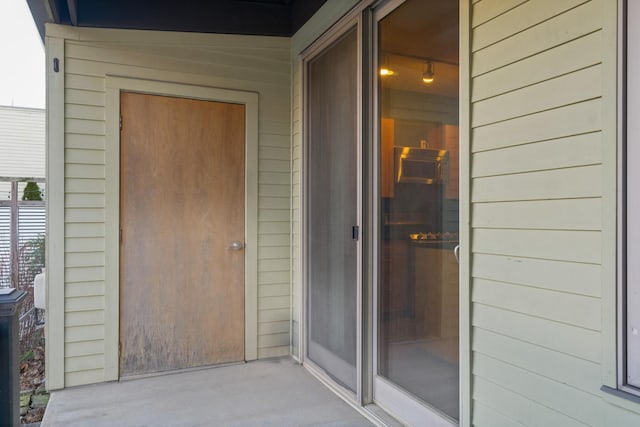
41 357 374 427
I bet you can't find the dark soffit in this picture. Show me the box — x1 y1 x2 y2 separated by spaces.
27 0 328 41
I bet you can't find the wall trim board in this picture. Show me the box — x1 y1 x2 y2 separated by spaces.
104 76 260 379
45 34 66 391
601 0 620 390
459 1 472 425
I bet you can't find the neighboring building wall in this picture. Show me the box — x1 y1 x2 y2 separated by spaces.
469 1 639 425
0 106 46 287
0 106 45 199
46 24 292 387
290 0 359 359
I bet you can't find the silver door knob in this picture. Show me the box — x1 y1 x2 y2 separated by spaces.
228 241 244 251
454 245 460 263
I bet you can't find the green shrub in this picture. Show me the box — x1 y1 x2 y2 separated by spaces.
22 182 43 201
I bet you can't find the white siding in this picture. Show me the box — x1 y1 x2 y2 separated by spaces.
0 105 45 178
0 106 45 198
48 24 292 387
470 0 640 425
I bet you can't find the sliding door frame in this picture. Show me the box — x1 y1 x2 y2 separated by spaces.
301 10 364 405
299 1 471 425
370 2 459 425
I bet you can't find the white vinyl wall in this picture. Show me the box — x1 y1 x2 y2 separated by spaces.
0 106 45 177
0 106 45 198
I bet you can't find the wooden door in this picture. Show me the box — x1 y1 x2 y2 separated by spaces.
119 92 245 377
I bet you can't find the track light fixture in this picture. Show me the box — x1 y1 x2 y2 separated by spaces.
422 60 435 84
379 55 395 76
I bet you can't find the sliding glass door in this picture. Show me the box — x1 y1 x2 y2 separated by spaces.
374 0 460 424
303 0 461 422
306 26 359 392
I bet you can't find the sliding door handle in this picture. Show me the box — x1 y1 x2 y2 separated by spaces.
454 245 460 263
352 225 360 241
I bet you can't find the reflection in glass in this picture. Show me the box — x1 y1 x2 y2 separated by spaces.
377 0 460 419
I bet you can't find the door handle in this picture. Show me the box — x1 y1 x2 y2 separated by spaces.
454 245 460 263
228 241 244 251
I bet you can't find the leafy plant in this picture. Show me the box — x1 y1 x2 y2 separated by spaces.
21 235 45 280
20 350 34 363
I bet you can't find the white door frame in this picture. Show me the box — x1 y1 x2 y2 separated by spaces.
103 76 259 380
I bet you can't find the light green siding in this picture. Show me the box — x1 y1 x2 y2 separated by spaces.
46 24 292 388
469 0 639 425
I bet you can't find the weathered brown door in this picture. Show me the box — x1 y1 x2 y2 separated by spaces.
119 92 245 377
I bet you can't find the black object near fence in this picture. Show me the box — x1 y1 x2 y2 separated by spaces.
0 177 45 350
0 288 27 427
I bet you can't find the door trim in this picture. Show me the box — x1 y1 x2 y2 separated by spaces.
103 76 259 380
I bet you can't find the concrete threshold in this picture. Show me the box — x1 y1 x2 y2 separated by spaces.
41 357 373 427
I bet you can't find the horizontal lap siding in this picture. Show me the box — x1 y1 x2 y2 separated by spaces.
0 106 45 180
469 0 622 425
60 29 291 386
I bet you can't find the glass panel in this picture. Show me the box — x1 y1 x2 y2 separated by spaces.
307 27 358 392
377 0 460 419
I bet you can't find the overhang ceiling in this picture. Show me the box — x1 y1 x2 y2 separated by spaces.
26 0 328 40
